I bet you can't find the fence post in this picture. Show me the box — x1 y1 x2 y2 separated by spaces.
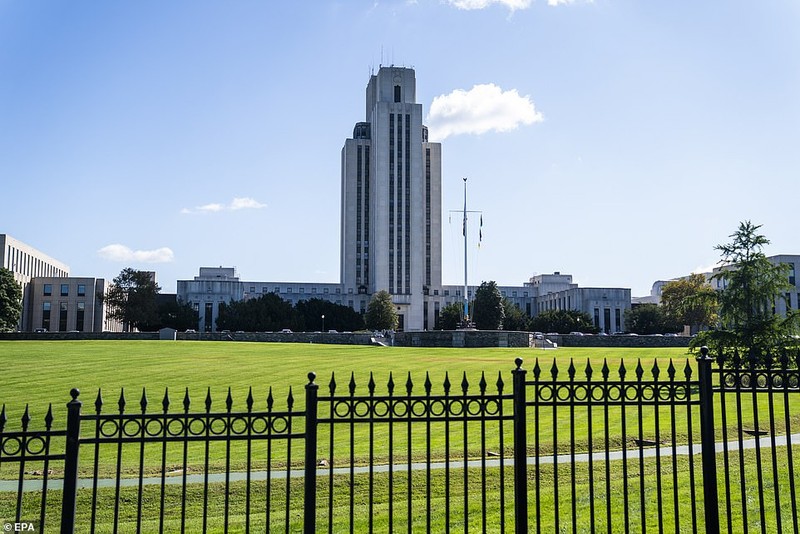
304 372 319 534
697 346 720 534
512 357 528 534
60 388 82 534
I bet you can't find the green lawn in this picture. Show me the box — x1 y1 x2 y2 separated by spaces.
2 341 798 532
0 341 693 421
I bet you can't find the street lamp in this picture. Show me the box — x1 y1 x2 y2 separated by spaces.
321 314 325 332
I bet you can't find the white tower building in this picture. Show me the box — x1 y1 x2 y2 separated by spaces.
340 66 442 331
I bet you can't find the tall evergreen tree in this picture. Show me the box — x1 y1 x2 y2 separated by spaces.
365 290 398 331
472 281 504 330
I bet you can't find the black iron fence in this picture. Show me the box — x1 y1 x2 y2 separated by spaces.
1 349 798 533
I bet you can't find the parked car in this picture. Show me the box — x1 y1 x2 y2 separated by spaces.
280 328 293 333
34 328 47 333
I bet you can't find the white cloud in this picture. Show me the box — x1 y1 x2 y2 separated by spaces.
181 197 266 214
426 83 543 141
97 244 174 263
448 0 532 10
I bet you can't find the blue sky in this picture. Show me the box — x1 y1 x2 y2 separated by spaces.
2 0 798 297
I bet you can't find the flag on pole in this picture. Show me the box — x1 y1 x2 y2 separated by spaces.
478 215 483 247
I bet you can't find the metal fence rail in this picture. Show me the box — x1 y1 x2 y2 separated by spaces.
1 350 799 533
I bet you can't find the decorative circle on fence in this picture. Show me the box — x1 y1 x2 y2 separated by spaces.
605 385 622 402
411 399 429 417
590 385 605 401
98 420 120 438
353 400 371 418
537 385 554 402
208 417 227 436
230 416 248 435
251 416 268 434
1 437 21 456
25 436 47 456
188 417 207 435
270 416 288 434
391 400 410 418
448 399 465 417
166 418 186 437
372 400 390 418
144 419 164 437
429 399 446 417
121 419 142 438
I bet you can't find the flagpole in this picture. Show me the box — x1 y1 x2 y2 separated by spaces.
463 177 468 325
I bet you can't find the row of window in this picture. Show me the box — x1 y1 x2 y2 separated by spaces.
43 283 86 297
41 301 86 331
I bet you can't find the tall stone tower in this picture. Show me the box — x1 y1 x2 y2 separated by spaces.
340 66 442 331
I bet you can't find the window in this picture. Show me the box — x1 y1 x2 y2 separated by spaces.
43 284 52 296
394 85 401 102
61 284 69 297
77 284 86 297
42 302 51 330
324 288 329 294
59 302 68 331
250 286 255 293
76 302 85 332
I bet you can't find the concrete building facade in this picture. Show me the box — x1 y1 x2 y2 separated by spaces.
27 277 111 332
1 234 70 331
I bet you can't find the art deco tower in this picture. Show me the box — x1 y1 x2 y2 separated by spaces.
340 67 442 331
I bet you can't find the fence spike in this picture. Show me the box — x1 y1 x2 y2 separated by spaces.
118 388 126 413
651 360 660 380
0 405 5 432
683 359 693 379
550 359 559 380
267 387 274 410
461 372 469 394
585 359 594 380
667 360 676 381
204 388 212 412
349 372 357 395
45 404 54 427
329 372 337 394
533 360 541 380
22 404 30 430
226 387 233 412
246 387 254 412
479 372 487 394
94 389 103 413
635 359 644 380
183 388 190 412
162 388 170 413
780 351 789 370
568 359 576 380
424 372 432 394
601 359 610 380
618 360 627 380
387 372 395 394
443 372 451 393
140 388 148 413
496 371 504 392
406 372 414 395
368 372 376 395
287 387 294 409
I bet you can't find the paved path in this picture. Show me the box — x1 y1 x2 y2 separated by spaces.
4 433 799 492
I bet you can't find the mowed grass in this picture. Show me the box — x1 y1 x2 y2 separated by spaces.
0 340 693 423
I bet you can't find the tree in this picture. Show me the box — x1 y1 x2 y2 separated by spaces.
295 298 364 332
0 268 22 332
365 290 398 331
660 274 717 334
437 302 463 330
140 298 199 331
530 309 597 334
693 221 800 365
472 281 504 330
217 293 296 332
624 304 679 335
501 298 530 331
104 268 160 331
